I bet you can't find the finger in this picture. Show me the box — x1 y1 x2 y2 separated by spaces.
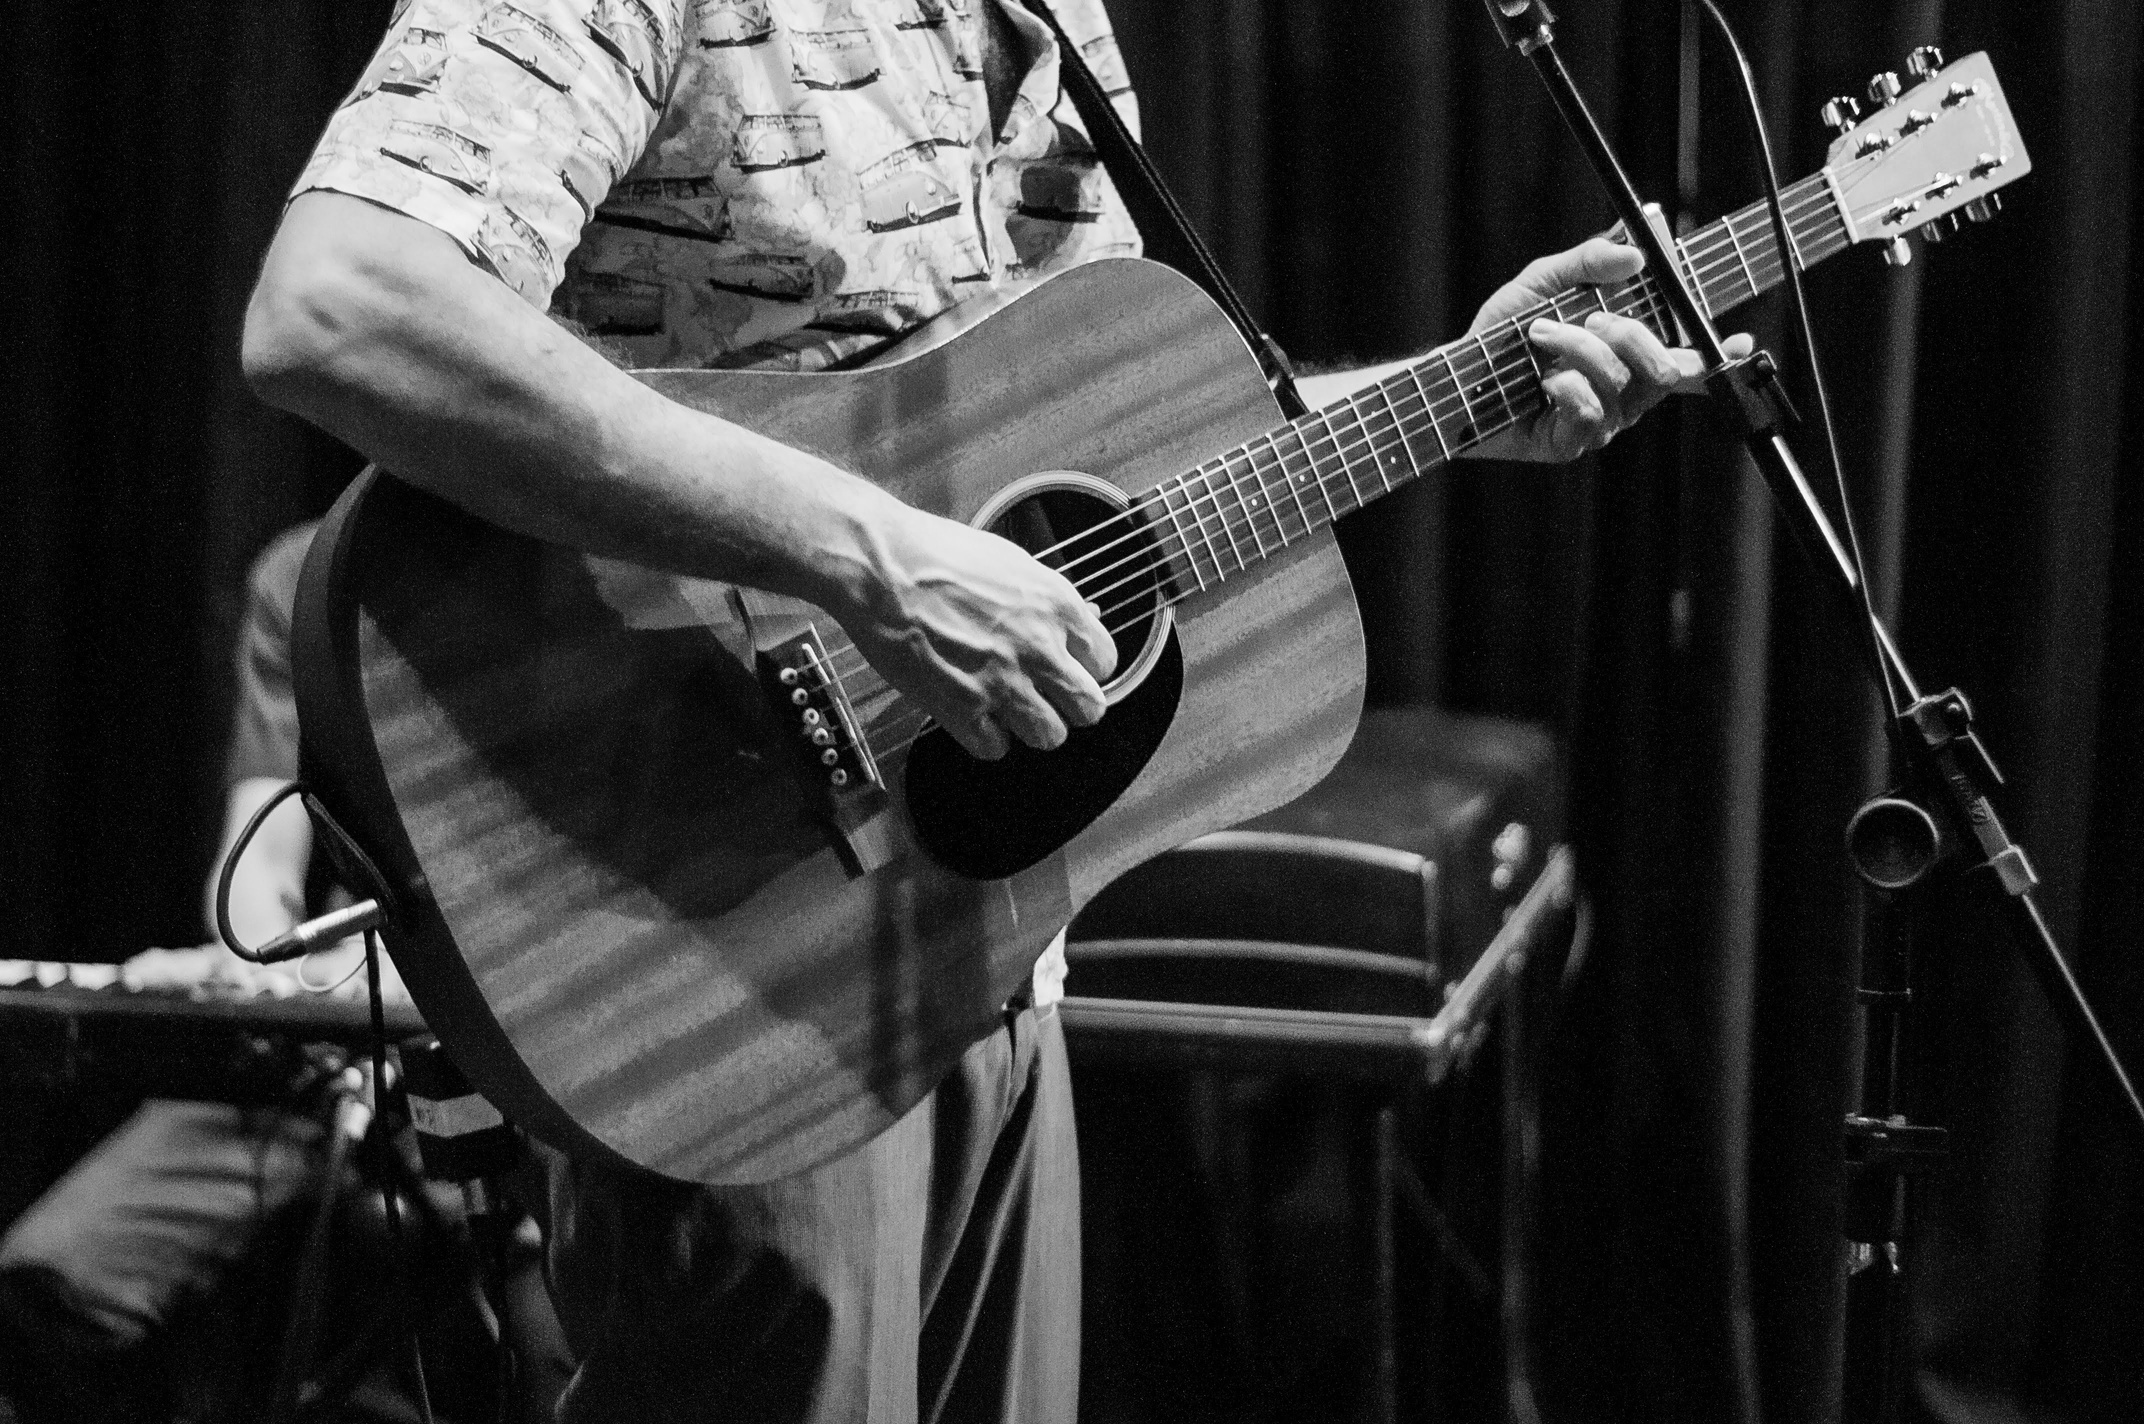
1530 321 1631 427
993 681 1072 752
1538 371 1609 461
1065 596 1118 682
1034 648 1110 729
1530 320 1634 402
1584 312 1681 389
1512 238 1646 301
943 699 1010 761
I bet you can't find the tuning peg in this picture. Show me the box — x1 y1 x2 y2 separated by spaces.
1822 96 1862 135
1906 46 1944 80
1964 194 2002 223
1918 219 1946 244
1869 71 1903 107
1882 237 1913 268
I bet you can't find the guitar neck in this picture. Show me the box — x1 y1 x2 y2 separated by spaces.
1146 171 1853 594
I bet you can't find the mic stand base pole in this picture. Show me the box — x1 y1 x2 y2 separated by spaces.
1481 5 2144 1423
1483 0 2144 1134
1841 798 1948 1424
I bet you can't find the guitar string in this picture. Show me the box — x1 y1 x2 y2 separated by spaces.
1022 178 1841 601
815 190 1843 763
821 209 1818 764
816 176 1840 684
809 169 1901 760
889 150 1896 648
811 178 1839 703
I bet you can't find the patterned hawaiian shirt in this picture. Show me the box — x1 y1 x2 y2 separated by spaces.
295 0 1143 371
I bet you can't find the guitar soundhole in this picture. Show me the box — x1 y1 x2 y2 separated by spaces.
903 477 1184 882
983 480 1174 701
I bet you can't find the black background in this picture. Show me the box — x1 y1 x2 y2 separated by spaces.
5 2 2140 1421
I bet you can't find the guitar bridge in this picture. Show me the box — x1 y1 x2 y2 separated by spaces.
757 631 885 801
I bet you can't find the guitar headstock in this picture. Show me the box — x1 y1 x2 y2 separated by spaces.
1820 50 2030 256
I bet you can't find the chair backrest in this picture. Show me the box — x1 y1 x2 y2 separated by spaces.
1066 831 1442 1016
1070 830 1438 961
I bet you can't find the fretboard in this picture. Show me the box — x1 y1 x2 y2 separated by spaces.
1137 171 1851 597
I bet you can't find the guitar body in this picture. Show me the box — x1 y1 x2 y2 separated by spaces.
295 259 1367 1184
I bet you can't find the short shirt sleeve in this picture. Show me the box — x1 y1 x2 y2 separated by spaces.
292 0 686 305
222 524 319 787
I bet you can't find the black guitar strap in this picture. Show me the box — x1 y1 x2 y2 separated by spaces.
1017 0 1307 418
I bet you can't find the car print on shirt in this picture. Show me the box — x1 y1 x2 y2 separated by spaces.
586 0 672 109
473 205 553 290
695 0 774 48
379 119 494 195
921 91 975 147
790 28 881 91
1015 155 1102 224
733 114 826 173
474 5 585 94
349 26 447 101
707 253 817 302
1079 34 1133 99
891 0 947 31
858 140 958 233
806 286 922 334
560 269 668 336
557 132 625 222
949 20 982 81
602 174 731 238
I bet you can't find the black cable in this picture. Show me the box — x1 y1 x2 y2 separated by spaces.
216 780 311 963
1694 0 1904 719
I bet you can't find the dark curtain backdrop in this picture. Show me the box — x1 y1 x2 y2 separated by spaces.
5 3 2141 1423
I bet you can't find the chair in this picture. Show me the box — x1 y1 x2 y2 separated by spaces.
1061 707 1573 1424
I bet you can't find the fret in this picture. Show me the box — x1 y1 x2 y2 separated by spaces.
1256 446 1296 546
1722 214 1759 304
1289 422 1340 525
1142 174 1866 596
1508 315 1546 384
1374 381 1425 482
1315 408 1363 515
1350 391 1393 494
1177 468 1227 582
1270 430 1317 537
1197 462 1245 571
1405 366 1454 463
1222 448 1272 557
1439 347 1480 442
1154 482 1211 593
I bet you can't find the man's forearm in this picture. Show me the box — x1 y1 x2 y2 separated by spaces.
243 192 895 611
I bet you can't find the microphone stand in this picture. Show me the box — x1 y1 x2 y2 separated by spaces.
1478 4 2144 1422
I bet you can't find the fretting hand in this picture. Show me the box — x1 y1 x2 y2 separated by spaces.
1466 238 1753 463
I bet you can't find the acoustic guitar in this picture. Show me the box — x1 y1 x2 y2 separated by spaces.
293 52 2026 1183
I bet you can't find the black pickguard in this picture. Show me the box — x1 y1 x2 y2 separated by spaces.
901 631 1183 880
